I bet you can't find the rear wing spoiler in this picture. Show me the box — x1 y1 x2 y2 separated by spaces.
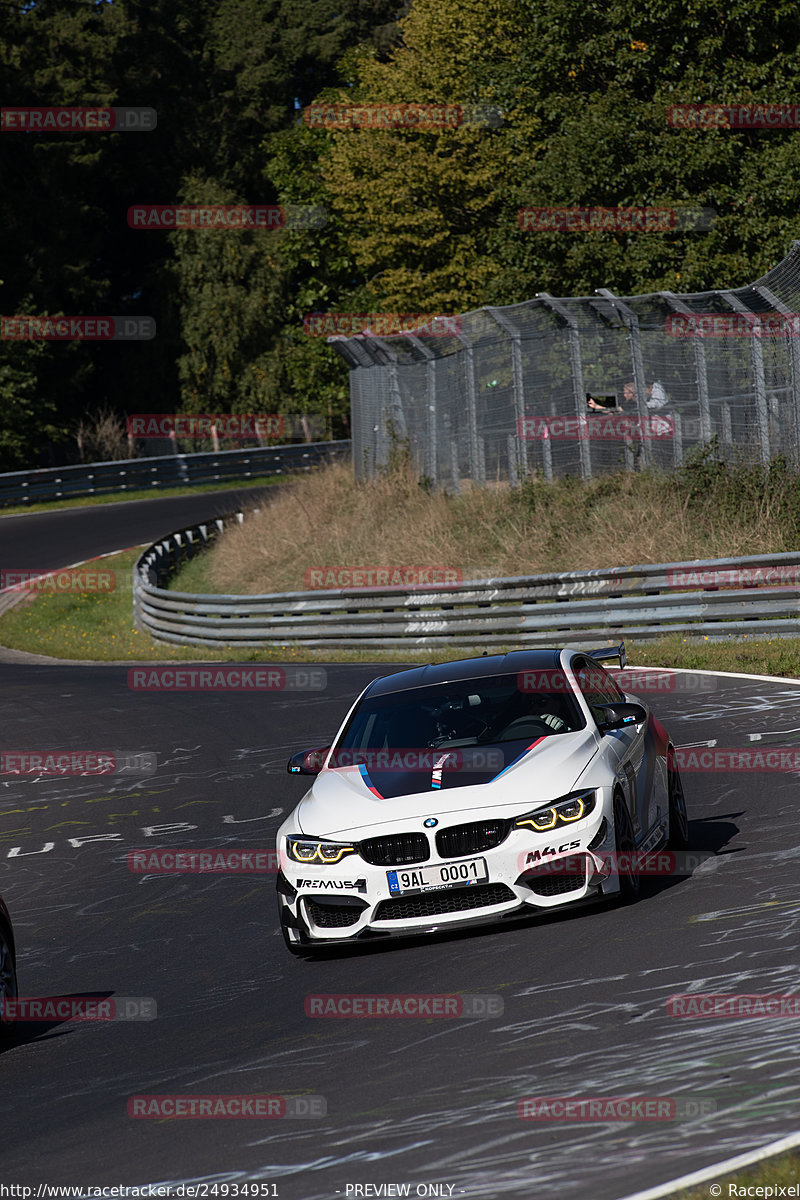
587 641 626 669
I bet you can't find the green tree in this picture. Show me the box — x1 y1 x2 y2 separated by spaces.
491 0 800 296
318 0 538 311
0 0 404 465
307 0 800 310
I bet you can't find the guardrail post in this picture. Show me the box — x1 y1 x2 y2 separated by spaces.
756 283 800 464
426 357 437 482
442 411 459 492
672 411 683 466
722 292 771 465
403 334 439 483
452 331 483 485
538 293 591 480
486 308 529 482
507 434 518 486
721 402 732 450
597 288 650 470
662 292 713 446
358 335 407 468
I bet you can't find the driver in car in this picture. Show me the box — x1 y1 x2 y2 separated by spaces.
501 691 568 738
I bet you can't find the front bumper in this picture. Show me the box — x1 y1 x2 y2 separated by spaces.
277 810 618 948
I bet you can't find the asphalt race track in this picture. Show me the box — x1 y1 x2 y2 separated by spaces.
1 500 800 1198
0 484 278 570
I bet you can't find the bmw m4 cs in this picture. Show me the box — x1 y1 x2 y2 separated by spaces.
276 644 688 955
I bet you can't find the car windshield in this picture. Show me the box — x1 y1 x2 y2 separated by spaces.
333 671 585 757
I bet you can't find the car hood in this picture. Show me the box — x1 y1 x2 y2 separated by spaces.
297 729 600 837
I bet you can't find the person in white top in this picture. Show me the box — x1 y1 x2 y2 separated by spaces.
623 379 669 409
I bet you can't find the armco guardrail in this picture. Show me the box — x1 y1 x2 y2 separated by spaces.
0 440 351 506
134 517 800 648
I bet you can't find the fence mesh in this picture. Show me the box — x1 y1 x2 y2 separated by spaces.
334 242 800 485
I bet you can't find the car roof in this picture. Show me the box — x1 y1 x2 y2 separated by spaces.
364 648 577 698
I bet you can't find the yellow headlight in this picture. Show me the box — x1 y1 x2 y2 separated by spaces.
288 838 355 864
515 791 596 832
557 798 586 822
318 844 355 863
518 809 558 832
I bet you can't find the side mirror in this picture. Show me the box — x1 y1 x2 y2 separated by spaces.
287 746 331 776
596 702 647 732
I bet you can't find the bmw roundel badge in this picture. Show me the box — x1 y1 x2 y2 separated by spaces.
423 817 438 828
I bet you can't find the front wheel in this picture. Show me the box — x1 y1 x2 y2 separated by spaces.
614 793 640 904
667 749 689 851
0 921 18 1034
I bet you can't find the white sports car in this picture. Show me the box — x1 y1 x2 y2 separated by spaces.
276 644 688 955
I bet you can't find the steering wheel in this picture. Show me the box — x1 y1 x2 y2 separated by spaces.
498 715 563 740
429 714 489 745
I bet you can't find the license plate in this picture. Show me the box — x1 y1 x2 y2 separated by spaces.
387 857 488 896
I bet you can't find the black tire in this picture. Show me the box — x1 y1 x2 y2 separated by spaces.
613 792 640 903
667 748 689 851
0 920 18 1034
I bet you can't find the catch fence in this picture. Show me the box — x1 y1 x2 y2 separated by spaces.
333 244 800 485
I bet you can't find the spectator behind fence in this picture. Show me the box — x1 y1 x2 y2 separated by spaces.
622 379 670 410
586 381 669 412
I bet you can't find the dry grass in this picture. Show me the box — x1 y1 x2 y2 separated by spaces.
183 451 800 596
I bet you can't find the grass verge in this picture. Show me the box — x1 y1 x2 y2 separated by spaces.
4 447 800 670
169 446 800 595
0 548 288 662
670 1147 800 1198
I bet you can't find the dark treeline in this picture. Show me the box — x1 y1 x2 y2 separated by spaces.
3 0 800 469
0 0 404 467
